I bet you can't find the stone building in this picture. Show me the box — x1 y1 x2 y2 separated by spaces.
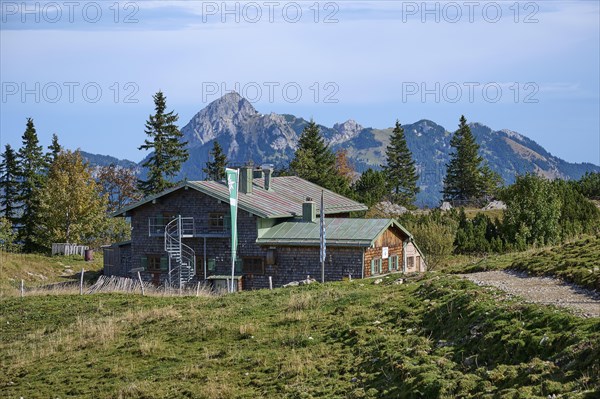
103 165 426 290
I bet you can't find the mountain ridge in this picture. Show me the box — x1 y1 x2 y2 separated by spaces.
82 92 600 207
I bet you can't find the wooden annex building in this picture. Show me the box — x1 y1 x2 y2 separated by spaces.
103 165 426 290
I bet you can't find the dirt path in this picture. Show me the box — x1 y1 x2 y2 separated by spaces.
458 270 600 318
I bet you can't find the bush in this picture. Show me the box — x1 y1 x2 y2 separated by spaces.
401 213 456 270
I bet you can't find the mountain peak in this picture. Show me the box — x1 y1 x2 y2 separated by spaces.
330 119 364 145
205 91 257 117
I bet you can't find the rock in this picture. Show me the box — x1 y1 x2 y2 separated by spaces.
374 201 408 216
482 200 506 210
282 277 317 287
373 279 383 285
394 279 404 285
440 201 452 211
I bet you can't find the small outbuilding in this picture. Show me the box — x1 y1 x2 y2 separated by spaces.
257 216 426 284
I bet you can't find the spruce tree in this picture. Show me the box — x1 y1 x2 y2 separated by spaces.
0 144 20 223
353 168 388 207
17 118 47 252
443 115 484 203
289 120 339 191
46 133 62 165
138 91 189 196
383 120 420 207
203 141 228 181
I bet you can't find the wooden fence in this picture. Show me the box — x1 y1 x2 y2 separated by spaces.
52 243 89 256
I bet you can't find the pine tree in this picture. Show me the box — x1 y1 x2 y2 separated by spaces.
36 150 109 249
479 162 503 199
0 144 20 223
138 91 189 196
383 120 420 207
17 118 47 252
46 133 62 165
353 168 388 207
203 141 228 181
443 115 485 203
289 120 340 191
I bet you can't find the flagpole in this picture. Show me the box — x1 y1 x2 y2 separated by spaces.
231 170 238 293
320 190 325 284
226 168 239 293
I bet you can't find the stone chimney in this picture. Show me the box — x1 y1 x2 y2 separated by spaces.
262 164 273 191
240 163 253 194
302 197 316 222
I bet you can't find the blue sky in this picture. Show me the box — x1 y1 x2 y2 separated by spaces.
1 0 599 165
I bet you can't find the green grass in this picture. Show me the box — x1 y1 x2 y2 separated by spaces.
1 274 598 398
0 251 103 296
444 236 600 291
510 236 600 290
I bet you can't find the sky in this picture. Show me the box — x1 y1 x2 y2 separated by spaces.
1 0 599 165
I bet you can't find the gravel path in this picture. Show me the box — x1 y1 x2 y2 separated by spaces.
458 270 600 318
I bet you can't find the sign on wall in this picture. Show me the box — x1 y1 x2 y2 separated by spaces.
382 247 389 259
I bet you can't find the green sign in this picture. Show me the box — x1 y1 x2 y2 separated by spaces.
226 168 239 292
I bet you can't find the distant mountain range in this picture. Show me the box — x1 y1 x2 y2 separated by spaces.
82 92 600 207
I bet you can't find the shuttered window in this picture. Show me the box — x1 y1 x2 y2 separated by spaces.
371 258 382 275
389 255 398 271
208 259 216 272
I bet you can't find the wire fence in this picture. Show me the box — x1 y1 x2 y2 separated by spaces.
10 275 216 298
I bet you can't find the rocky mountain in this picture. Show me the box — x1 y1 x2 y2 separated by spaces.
82 93 600 207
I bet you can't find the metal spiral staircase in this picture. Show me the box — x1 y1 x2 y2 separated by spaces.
164 216 196 288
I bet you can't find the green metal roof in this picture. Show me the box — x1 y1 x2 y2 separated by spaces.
114 176 367 219
256 218 413 247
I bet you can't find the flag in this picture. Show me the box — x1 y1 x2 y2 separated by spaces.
226 168 239 292
320 190 326 264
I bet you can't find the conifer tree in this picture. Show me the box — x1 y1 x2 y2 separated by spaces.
46 133 62 165
138 91 188 196
203 141 228 181
443 115 484 203
353 168 388 207
289 120 340 191
0 144 19 223
383 120 420 207
17 118 47 252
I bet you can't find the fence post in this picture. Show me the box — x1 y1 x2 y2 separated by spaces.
268 276 273 290
79 268 85 295
137 271 145 296
348 273 352 282
20 279 24 298
196 282 201 297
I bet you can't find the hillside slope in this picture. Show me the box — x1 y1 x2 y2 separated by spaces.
1 274 598 398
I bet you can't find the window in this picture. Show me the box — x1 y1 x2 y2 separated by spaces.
207 259 216 273
370 258 382 275
149 213 176 236
389 255 399 271
407 256 415 270
209 213 226 232
142 255 167 272
242 257 264 275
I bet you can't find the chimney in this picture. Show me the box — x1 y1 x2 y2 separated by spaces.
302 197 316 222
240 163 253 194
262 164 273 191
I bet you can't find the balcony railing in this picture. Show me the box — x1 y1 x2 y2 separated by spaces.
148 216 231 237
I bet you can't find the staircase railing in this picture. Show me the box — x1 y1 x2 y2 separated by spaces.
164 216 196 288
